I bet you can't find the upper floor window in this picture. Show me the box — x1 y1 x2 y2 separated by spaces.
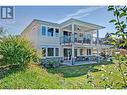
55 29 59 37
42 26 46 36
48 27 54 36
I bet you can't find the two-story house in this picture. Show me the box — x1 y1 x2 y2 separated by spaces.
21 18 112 65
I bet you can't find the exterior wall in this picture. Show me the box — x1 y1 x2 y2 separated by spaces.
38 24 62 57
21 20 106 59
21 21 40 50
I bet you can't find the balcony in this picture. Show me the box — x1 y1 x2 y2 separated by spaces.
60 35 111 46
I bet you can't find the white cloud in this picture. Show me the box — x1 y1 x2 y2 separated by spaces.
58 7 103 23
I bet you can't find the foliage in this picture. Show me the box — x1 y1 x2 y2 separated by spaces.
108 6 127 49
42 59 60 68
0 36 39 69
0 27 6 39
0 62 127 89
105 6 127 87
0 64 64 89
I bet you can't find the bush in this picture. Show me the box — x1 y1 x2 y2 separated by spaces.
42 59 60 68
0 36 38 69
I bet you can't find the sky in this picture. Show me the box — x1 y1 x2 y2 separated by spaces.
0 6 116 37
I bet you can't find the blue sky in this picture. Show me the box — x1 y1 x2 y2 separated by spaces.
0 6 116 37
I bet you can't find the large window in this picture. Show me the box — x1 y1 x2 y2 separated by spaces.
55 48 59 56
87 49 92 55
42 48 46 57
74 49 77 57
47 48 54 56
55 28 59 37
87 34 92 39
42 26 46 35
80 49 83 55
48 27 54 36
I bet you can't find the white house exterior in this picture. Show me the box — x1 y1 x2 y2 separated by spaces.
21 18 112 64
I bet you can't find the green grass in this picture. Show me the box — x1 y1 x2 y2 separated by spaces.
0 64 64 89
0 62 127 89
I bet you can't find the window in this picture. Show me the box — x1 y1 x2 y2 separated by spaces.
47 48 54 56
74 49 77 57
79 33 83 37
42 26 46 35
87 49 92 55
55 29 59 37
42 48 46 57
55 48 59 56
87 34 92 39
80 49 83 55
48 27 54 36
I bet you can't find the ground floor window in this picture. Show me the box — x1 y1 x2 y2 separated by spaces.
42 47 60 57
42 48 46 57
47 48 54 56
87 49 92 55
64 48 72 60
55 48 59 56
80 48 83 55
74 49 77 57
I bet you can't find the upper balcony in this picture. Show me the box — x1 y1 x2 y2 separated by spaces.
60 35 111 47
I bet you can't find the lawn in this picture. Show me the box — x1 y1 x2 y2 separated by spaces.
0 62 127 89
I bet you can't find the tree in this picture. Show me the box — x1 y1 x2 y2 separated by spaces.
0 27 6 38
108 6 127 49
108 6 127 87
0 35 39 69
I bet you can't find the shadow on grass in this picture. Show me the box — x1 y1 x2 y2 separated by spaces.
0 65 24 79
47 62 113 78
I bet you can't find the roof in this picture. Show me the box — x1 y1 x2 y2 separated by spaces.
34 18 105 29
33 19 60 27
22 18 105 35
60 18 105 29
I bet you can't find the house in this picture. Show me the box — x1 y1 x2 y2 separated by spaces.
21 18 112 65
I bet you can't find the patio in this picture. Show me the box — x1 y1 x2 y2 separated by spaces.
62 60 97 66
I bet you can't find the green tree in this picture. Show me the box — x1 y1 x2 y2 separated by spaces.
0 27 6 39
108 6 127 87
108 6 127 49
0 35 39 69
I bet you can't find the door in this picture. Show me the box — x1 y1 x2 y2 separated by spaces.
87 49 92 55
63 48 72 60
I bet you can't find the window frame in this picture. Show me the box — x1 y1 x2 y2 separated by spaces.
80 48 83 55
47 27 54 37
55 28 59 37
55 48 59 56
47 48 54 56
42 26 46 36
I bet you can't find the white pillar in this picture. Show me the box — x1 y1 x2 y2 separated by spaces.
72 23 75 65
97 29 99 63
46 48 48 57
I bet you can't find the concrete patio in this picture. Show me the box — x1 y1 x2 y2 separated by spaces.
61 60 98 66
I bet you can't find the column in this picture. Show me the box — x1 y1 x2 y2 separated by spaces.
71 23 75 65
97 29 99 63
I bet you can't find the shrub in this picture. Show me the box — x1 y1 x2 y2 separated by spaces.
42 59 60 68
0 36 38 69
